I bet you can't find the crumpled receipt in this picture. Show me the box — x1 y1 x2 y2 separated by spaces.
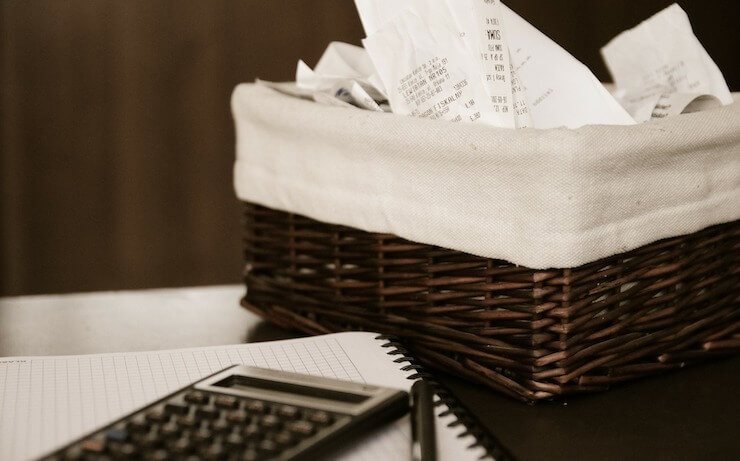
363 1 501 125
355 0 633 129
601 3 732 122
296 42 387 111
287 1 730 129
357 0 526 128
500 4 634 129
447 0 530 128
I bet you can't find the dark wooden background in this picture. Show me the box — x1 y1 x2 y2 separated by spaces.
2 0 738 296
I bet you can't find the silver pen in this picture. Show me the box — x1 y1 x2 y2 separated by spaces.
411 380 437 461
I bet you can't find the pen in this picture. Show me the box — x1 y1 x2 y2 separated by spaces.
411 379 436 461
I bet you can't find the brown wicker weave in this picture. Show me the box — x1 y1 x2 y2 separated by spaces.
241 202 740 402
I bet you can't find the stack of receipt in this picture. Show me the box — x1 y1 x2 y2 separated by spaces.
290 2 732 130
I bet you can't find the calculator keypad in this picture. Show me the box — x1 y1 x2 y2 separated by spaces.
50 389 347 460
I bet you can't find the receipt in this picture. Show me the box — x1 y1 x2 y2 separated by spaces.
447 0 524 128
612 89 722 122
357 0 529 128
601 4 732 122
354 0 407 36
502 5 634 129
313 41 376 81
297 61 384 111
356 0 631 129
363 3 498 124
650 93 721 119
296 42 386 111
257 78 370 110
509 66 532 128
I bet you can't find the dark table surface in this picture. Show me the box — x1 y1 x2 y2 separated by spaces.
1 285 738 461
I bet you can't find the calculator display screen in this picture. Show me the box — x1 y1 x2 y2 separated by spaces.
214 376 369 404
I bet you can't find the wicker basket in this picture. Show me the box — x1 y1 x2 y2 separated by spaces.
240 202 740 402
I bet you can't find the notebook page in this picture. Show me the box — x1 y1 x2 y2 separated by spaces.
329 333 490 461
0 332 488 461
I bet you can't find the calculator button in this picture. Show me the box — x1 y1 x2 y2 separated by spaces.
112 443 137 457
150 449 169 461
260 414 282 429
164 402 190 415
160 422 180 437
243 424 264 440
126 417 149 433
211 419 231 433
176 414 199 428
184 390 209 405
286 420 315 436
170 437 192 454
214 395 239 409
241 448 260 461
224 433 246 449
139 433 163 448
145 409 168 423
225 410 249 424
273 430 296 447
62 447 83 460
277 405 300 419
195 406 220 419
80 439 106 453
192 427 213 442
307 410 333 425
244 400 266 413
258 439 280 455
203 443 226 460
105 428 128 443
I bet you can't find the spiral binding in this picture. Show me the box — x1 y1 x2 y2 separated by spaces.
375 335 518 461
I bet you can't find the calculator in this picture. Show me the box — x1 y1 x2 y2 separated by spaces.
39 365 409 460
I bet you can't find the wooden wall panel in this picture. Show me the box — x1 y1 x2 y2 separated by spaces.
505 0 739 90
1 0 364 295
1 1 737 295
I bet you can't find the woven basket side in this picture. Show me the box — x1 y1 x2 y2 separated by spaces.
241 202 740 402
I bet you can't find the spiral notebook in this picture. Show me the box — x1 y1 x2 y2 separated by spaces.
0 332 512 461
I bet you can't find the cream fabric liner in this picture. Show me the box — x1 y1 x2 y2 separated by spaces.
233 83 739 269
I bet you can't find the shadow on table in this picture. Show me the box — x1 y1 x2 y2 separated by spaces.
245 320 308 344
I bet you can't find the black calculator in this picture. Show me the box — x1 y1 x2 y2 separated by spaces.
38 365 409 460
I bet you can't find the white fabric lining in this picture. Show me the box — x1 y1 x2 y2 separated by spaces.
233 83 740 269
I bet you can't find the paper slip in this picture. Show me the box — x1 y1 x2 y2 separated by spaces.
363 2 499 125
354 0 405 36
500 5 634 129
650 93 721 119
297 62 383 111
313 41 377 80
296 42 386 111
601 4 732 123
447 0 523 128
359 0 515 127
258 78 386 112
356 0 631 129
357 0 526 128
612 89 723 122
509 66 531 127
